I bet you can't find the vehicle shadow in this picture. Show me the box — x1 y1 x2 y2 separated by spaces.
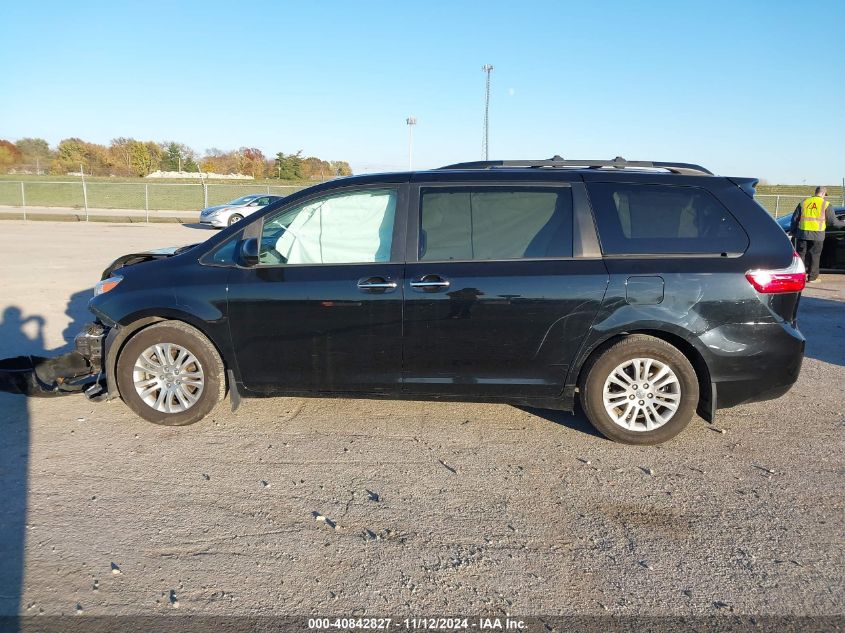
0 306 41 622
59 288 94 353
519 403 604 439
798 296 845 367
182 223 217 231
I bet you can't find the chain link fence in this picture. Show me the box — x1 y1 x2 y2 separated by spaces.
755 194 845 218
0 181 309 219
755 195 805 219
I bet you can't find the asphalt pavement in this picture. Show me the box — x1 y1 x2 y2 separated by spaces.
0 221 841 622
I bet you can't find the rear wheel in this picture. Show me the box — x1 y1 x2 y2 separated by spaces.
227 213 244 226
116 321 225 426
580 335 699 444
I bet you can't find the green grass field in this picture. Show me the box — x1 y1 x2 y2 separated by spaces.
0 175 315 211
0 174 842 215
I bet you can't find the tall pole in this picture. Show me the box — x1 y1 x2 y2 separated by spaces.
481 64 494 160
197 162 208 208
406 116 417 170
80 163 89 221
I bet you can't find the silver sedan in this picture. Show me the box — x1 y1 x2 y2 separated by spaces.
199 195 283 228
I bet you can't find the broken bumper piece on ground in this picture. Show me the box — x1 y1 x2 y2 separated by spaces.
0 323 107 399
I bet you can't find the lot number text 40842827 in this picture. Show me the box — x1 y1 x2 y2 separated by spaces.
307 617 528 630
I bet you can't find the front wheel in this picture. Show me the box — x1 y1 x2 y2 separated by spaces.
580 335 699 445
116 321 225 426
227 213 244 226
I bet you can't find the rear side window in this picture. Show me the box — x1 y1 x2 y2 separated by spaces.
587 183 749 255
420 187 573 261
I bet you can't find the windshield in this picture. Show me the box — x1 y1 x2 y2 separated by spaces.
228 195 259 206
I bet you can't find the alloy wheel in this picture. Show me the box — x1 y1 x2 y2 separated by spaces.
132 343 205 413
601 357 681 432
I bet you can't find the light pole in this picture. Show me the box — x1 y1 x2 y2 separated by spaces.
406 116 417 170
481 64 494 160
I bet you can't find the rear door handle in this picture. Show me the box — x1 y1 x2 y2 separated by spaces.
357 277 398 293
410 275 450 292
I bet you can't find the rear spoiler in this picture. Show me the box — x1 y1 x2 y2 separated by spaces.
728 177 759 198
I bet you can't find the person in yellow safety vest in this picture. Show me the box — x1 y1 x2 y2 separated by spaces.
790 186 845 283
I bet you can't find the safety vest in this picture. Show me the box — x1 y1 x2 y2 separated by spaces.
798 196 828 232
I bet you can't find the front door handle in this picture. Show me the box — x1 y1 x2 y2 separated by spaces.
410 274 450 292
357 277 398 293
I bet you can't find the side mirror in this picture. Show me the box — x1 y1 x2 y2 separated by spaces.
239 237 260 266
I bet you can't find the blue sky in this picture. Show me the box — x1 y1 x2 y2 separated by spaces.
1 0 843 183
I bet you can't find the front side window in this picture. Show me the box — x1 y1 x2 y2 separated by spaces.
587 183 749 255
419 187 573 261
259 188 397 265
205 231 241 265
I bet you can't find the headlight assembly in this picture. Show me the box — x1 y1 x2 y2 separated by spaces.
94 275 123 296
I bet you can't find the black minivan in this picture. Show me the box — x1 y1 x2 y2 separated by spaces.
75 158 806 444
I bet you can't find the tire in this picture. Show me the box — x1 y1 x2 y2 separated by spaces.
227 214 244 226
580 335 699 445
115 321 226 426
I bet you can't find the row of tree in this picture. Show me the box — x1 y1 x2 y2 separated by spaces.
0 137 352 180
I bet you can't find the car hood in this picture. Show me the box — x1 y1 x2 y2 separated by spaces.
101 244 198 279
200 204 242 214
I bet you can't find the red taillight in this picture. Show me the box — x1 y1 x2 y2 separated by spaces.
745 253 806 294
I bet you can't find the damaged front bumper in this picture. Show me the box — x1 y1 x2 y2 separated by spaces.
74 322 106 373
0 322 109 399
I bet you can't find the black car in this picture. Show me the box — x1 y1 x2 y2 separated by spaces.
71 157 806 444
777 205 845 270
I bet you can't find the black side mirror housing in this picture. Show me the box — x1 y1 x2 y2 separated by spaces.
239 237 260 266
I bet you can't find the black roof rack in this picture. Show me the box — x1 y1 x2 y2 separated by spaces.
438 156 714 176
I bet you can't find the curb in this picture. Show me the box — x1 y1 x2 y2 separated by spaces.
0 213 191 224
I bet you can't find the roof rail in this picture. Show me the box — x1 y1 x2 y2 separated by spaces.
438 156 714 176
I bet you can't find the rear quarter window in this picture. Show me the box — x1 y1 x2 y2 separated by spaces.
587 182 749 256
